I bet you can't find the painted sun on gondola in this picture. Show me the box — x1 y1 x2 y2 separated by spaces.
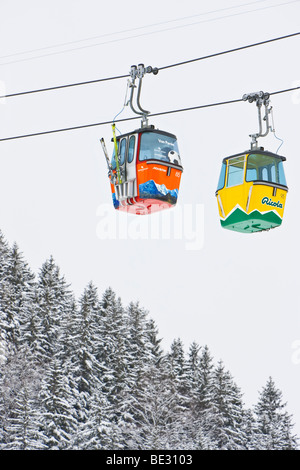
215 91 288 233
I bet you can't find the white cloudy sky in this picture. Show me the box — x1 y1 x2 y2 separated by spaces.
0 0 300 435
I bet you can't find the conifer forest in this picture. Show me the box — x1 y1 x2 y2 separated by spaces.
0 231 298 450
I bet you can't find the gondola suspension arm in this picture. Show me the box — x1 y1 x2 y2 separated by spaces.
128 64 158 127
242 91 272 149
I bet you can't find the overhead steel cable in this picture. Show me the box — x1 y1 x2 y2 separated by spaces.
1 0 299 66
2 73 129 99
159 31 300 71
0 86 299 142
0 0 272 62
0 31 300 100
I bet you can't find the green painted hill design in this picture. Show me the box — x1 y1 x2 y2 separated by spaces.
221 207 282 233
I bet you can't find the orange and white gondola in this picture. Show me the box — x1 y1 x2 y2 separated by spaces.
101 64 183 215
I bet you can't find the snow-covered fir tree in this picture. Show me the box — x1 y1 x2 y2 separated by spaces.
0 346 45 449
34 256 74 363
0 232 11 352
206 361 247 449
39 355 77 450
0 237 36 356
0 234 298 450
254 377 298 450
70 282 105 448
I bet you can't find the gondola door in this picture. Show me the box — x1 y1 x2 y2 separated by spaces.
124 134 138 206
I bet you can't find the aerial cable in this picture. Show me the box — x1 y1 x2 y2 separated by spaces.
0 0 299 66
0 0 271 62
159 31 300 71
0 73 129 99
0 31 299 100
0 85 299 143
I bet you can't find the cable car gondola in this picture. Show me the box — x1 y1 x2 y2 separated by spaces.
101 64 183 215
216 91 288 233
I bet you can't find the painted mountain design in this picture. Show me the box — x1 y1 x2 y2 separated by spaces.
139 180 178 205
112 192 120 209
221 206 282 233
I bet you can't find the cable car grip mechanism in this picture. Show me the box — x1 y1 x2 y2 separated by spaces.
128 63 158 127
242 91 272 149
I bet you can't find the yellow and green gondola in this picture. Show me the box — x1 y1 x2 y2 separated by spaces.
216 149 288 233
216 91 288 233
